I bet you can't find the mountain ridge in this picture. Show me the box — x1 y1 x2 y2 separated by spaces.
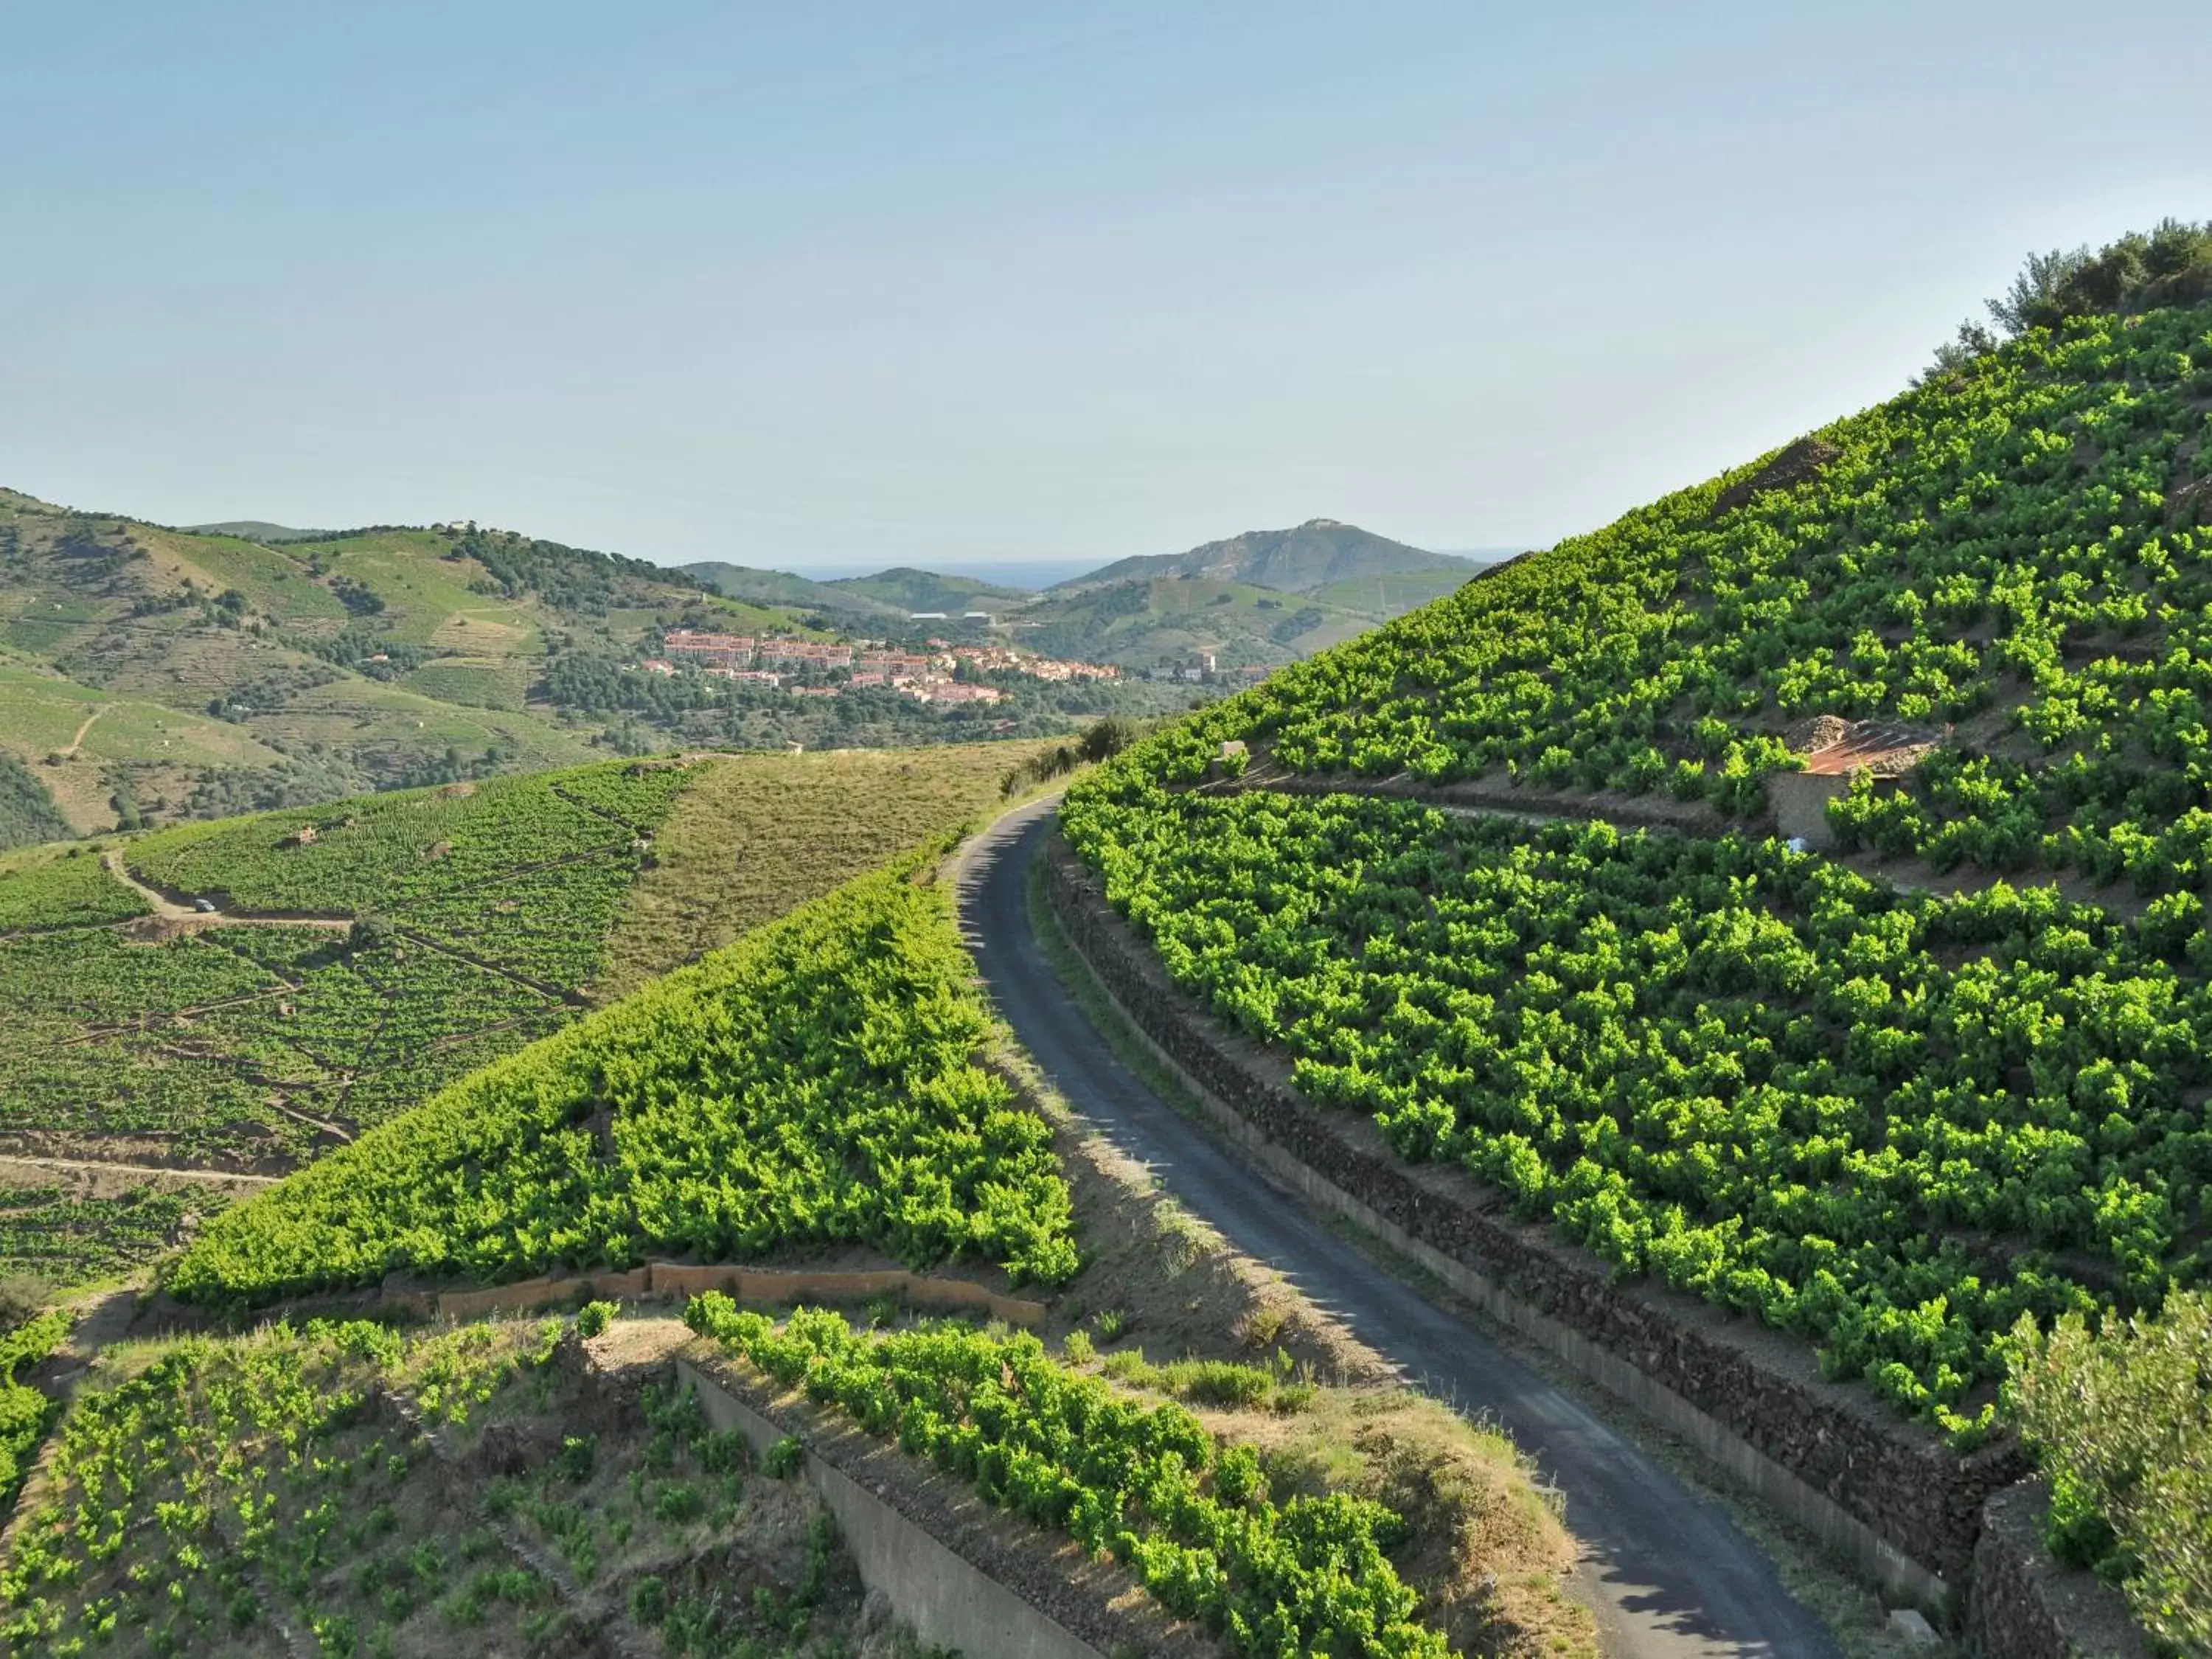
1055 517 1478 594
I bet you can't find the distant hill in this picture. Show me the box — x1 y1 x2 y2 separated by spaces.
826 566 1032 613
1057 518 1476 594
1012 521 1489 671
0 489 794 833
184 519 338 543
682 560 901 617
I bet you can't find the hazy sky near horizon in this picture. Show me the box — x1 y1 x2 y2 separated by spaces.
4 4 2206 568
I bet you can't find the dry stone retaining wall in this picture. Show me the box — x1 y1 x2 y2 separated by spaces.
676 1357 1107 1659
382 1262 1048 1326
1965 1482 2149 1659
1043 833 2028 1610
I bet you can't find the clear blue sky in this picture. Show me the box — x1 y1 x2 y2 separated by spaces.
3 2 2205 568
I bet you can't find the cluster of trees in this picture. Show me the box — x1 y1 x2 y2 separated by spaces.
291 622 432 680
998 715 1144 796
443 524 695 617
167 853 1079 1304
0 754 72 852
1063 782 2212 1439
688 1296 1450 1658
204 663 341 723
1926 218 2212 379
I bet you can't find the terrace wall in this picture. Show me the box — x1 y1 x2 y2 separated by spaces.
676 1357 1108 1659
1043 832 2031 1615
382 1262 1048 1326
1964 1482 2149 1659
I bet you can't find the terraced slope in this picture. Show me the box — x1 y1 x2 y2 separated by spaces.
0 742 1055 1287
1134 302 2212 892
0 1313 894 1657
1063 289 2212 1640
167 852 1079 1304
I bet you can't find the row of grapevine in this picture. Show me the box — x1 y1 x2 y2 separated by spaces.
1062 781 2212 1438
0 1312 67 1509
0 848 147 934
167 852 1079 1304
123 762 690 918
686 1295 1450 1658
1 1318 557 1652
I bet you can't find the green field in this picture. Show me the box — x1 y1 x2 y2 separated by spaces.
594 740 1038 997
0 742 1070 1288
0 762 688 1259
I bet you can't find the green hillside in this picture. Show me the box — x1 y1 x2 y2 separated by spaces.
1018 572 1405 670
680 560 900 617
0 742 1060 1287
1066 228 2212 1643
0 492 793 833
1006 521 1489 672
1058 518 1475 594
169 854 1077 1304
823 566 1032 612
182 518 336 543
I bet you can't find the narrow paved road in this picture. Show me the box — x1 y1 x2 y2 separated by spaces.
956 801 1844 1659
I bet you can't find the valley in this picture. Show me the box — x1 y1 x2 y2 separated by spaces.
4 226 2212 1659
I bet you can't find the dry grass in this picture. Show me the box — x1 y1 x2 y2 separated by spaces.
593 742 1046 999
995 1037 1597 1657
1204 1388 1587 1658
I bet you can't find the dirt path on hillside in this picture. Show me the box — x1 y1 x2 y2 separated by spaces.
61 706 107 757
1212 769 1989 900
0 1152 279 1193
100 846 352 932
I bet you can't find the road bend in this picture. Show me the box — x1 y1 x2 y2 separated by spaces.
954 800 1844 1659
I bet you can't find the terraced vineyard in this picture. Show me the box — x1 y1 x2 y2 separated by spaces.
0 742 1053 1288
0 1312 892 1657
688 1295 1457 1658
1139 300 2212 889
169 855 1077 1304
1065 784 2205 1434
1065 265 2212 1641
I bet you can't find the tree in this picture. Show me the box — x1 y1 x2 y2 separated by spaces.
1077 717 1140 764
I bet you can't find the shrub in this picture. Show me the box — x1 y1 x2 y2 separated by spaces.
2006 1290 2212 1652
764 1435 806 1480
628 1575 668 1627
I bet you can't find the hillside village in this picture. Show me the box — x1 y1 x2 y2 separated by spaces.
642 627 1124 706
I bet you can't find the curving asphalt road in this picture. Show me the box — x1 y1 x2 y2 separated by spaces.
956 801 1844 1659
